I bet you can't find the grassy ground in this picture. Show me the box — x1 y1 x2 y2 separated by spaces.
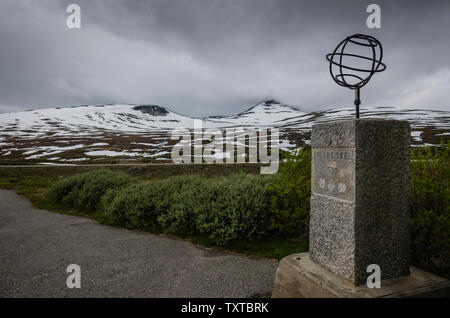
0 163 263 178
0 175 92 218
0 167 306 260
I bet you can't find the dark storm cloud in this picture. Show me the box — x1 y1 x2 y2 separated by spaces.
0 0 449 115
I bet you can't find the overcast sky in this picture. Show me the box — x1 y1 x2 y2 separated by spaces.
0 0 449 116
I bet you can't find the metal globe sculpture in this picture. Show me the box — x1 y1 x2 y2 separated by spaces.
326 34 386 118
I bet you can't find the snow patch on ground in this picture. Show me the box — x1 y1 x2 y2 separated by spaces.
25 145 85 159
85 150 142 157
411 131 422 142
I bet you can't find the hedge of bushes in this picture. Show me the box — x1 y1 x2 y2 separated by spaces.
47 169 132 212
47 144 449 278
46 148 312 245
48 170 278 245
410 141 449 278
268 149 311 238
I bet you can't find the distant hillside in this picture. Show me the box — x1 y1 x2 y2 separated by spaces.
0 100 448 164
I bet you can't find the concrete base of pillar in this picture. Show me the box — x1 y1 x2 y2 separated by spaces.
272 253 450 298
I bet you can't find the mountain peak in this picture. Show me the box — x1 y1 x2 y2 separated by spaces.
261 99 281 105
133 105 169 116
242 100 300 114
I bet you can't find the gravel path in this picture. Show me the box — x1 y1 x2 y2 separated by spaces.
0 189 278 297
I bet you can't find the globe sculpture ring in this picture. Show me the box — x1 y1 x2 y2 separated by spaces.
326 34 386 118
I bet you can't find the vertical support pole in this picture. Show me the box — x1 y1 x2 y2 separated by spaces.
354 87 361 119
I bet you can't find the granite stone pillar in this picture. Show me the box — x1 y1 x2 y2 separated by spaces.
272 119 450 297
309 119 411 285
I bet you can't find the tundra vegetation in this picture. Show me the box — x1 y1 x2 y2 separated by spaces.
0 142 448 278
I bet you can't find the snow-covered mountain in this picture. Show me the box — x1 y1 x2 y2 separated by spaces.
207 100 305 127
0 100 448 164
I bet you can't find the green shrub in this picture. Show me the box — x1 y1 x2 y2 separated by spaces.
268 147 311 238
98 183 159 229
195 174 274 245
47 169 132 213
154 175 208 234
410 141 450 277
46 175 80 204
410 210 450 276
98 173 275 245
